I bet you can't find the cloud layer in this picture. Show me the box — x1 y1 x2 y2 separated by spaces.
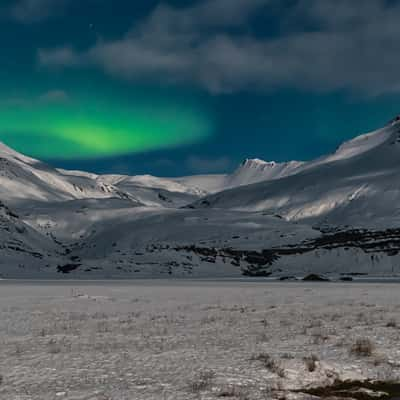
38 0 400 95
9 0 68 23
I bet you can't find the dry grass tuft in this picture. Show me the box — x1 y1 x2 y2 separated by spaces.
217 385 250 399
189 370 216 393
350 338 374 357
386 318 397 328
252 353 285 377
304 354 319 372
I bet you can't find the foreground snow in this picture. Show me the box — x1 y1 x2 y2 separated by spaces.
0 281 399 399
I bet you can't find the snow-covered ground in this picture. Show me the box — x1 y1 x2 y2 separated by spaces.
2 117 400 278
0 281 399 399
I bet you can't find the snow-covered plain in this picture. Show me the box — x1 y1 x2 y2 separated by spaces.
2 118 400 278
0 281 399 399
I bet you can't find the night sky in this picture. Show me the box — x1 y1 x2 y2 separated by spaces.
1 0 400 176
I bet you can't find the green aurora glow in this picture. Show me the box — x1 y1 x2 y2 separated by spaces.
0 92 212 160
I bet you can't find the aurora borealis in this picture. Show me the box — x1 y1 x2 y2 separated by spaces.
0 90 212 160
2 0 400 176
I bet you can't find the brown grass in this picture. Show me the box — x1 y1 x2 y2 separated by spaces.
252 353 285 377
350 338 374 357
304 354 319 372
189 370 216 393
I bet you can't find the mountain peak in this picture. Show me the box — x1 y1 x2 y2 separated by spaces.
0 141 18 155
241 158 276 168
0 141 38 164
389 115 400 126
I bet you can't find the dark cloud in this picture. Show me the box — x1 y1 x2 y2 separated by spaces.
38 0 400 95
140 0 270 33
9 0 68 23
39 47 81 66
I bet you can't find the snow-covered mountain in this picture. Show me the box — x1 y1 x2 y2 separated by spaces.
172 158 304 193
2 117 400 279
0 200 63 277
194 118 400 227
0 142 208 208
99 174 204 207
0 142 139 204
224 158 304 189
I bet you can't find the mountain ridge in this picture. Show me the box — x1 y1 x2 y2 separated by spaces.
192 118 400 226
2 117 400 278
